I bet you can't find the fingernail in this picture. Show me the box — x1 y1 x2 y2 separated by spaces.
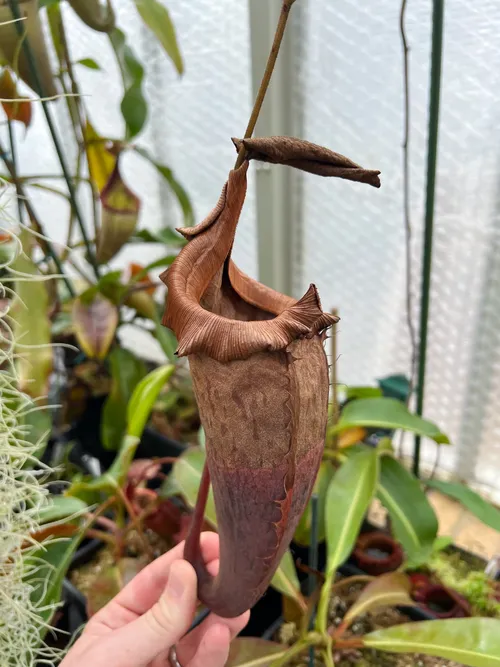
166 562 185 600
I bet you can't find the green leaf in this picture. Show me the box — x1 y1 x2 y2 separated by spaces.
269 550 303 609
133 146 193 226
76 57 101 70
133 0 184 74
11 230 53 399
345 386 383 400
226 638 286 667
294 462 334 546
109 28 147 138
172 448 302 605
364 618 500 666
127 364 175 437
325 446 379 576
40 0 60 7
426 479 500 532
343 572 415 627
38 495 87 525
172 448 217 524
331 397 449 444
378 455 438 562
102 347 147 451
378 374 411 402
133 227 187 247
121 82 148 139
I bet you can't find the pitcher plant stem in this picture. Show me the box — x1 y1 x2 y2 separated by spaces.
234 0 297 169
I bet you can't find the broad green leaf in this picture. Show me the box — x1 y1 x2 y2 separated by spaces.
38 495 87 524
134 146 193 226
325 446 379 576
426 479 500 532
121 81 147 139
77 57 101 70
364 618 500 666
133 0 183 74
127 364 175 437
269 549 303 610
172 448 302 605
97 162 141 264
343 572 414 627
345 386 382 400
101 347 147 450
72 293 118 360
11 230 52 399
226 638 286 667
109 28 147 138
294 462 334 546
331 397 449 444
378 455 438 562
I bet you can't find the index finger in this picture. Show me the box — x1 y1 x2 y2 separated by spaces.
88 532 219 631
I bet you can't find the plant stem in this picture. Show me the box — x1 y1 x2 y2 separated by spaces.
335 638 363 650
414 0 444 477
7 0 100 280
400 0 417 399
269 638 315 667
316 568 335 634
234 0 297 169
322 638 335 667
330 308 339 452
115 485 155 562
7 120 24 224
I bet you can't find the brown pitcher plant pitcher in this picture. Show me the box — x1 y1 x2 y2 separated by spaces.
161 136 380 617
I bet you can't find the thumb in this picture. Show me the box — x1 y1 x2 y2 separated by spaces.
104 560 198 667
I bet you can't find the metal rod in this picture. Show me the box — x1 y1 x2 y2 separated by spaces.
8 0 100 279
413 0 445 477
308 494 319 667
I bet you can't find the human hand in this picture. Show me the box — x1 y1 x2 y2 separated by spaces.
61 532 249 667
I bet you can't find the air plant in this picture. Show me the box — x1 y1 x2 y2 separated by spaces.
0 188 61 666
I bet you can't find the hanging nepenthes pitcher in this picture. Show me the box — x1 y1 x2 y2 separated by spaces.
161 136 380 618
